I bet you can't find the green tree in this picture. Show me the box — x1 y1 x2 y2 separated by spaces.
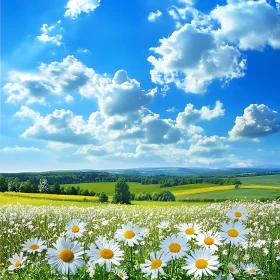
98 192 108 203
158 190 176 201
112 178 131 204
0 175 8 192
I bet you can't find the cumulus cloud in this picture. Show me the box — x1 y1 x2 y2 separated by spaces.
229 104 280 140
15 105 40 120
17 108 99 145
211 0 280 50
148 10 162 22
176 101 224 128
65 0 101 19
0 146 41 152
148 24 246 93
37 20 63 46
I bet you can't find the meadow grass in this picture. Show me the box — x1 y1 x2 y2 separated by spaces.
240 174 280 186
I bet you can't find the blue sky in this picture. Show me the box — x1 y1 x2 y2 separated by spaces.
1 0 280 172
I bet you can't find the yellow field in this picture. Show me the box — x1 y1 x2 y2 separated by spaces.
172 185 280 196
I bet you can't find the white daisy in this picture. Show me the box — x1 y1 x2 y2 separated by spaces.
47 237 85 275
183 249 220 278
86 237 124 272
228 262 239 274
115 224 143 247
196 231 223 252
140 251 169 279
22 238 47 254
220 221 248 246
176 223 201 241
227 207 248 221
8 252 27 271
243 262 260 275
159 234 189 261
66 219 87 239
157 221 170 230
116 269 128 279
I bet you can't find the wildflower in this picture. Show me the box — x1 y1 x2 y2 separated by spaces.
183 249 219 278
22 238 47 254
47 237 84 275
157 221 170 230
66 219 87 239
160 234 189 261
227 207 248 221
86 237 124 272
243 263 261 275
220 221 248 246
196 231 223 252
8 253 27 271
228 262 238 274
176 223 201 241
116 269 128 279
115 224 143 247
140 251 169 279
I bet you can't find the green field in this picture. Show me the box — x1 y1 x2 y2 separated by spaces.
240 174 280 186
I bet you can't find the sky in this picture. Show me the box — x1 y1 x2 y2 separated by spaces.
1 0 280 172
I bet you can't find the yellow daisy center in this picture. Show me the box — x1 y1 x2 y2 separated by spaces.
195 259 208 269
227 229 239 237
234 211 242 217
100 248 114 259
150 259 162 270
29 244 39 250
169 243 181 253
185 227 195 235
249 268 255 273
14 261 21 268
229 266 234 272
119 272 124 277
204 237 214 245
59 249 74 262
123 230 135 239
72 225 80 233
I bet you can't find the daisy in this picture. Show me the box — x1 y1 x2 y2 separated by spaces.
66 219 87 239
160 234 189 261
157 221 170 230
243 263 260 275
183 249 219 278
86 237 124 272
8 252 27 271
22 238 47 254
176 223 201 241
227 207 248 221
116 269 128 279
140 251 169 279
115 224 143 247
47 237 85 275
228 262 239 274
220 221 248 246
196 231 223 252
215 273 234 280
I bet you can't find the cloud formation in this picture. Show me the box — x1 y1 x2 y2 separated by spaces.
65 0 101 19
37 20 63 46
148 10 162 22
229 104 280 140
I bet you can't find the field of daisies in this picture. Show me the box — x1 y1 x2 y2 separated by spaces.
0 201 280 279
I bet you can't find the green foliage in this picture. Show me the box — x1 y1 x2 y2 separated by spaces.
98 192 108 203
112 178 131 204
157 190 176 201
0 175 8 192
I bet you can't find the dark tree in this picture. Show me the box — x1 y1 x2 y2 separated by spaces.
158 190 176 201
0 175 8 192
112 178 131 204
98 192 108 203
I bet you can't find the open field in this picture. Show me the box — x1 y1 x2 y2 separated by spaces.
0 201 279 279
240 174 280 186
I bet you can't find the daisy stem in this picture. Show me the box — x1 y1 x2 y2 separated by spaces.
130 246 133 268
171 259 174 279
67 272 71 280
227 242 232 264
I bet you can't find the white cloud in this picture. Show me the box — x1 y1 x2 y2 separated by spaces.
166 107 177 113
0 146 41 152
148 10 162 22
37 21 63 46
65 0 101 19
15 105 40 120
65 94 74 103
47 142 75 150
148 24 246 93
211 0 280 50
77 48 91 54
176 101 224 128
18 108 99 145
229 104 280 140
